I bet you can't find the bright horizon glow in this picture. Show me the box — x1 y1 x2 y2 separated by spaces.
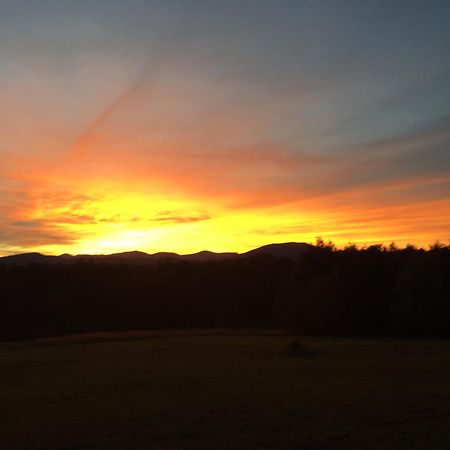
2 180 448 256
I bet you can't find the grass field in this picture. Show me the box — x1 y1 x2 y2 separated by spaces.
2 331 450 450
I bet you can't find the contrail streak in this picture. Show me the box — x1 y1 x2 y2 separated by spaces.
68 6 198 162
69 77 150 161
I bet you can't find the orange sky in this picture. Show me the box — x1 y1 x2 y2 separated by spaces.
2 102 449 255
1 1 449 256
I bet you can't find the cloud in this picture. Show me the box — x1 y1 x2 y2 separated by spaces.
0 222 76 249
153 213 211 224
1 1 449 253
1 109 449 254
12 220 44 227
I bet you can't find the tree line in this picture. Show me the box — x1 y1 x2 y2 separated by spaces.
1 241 449 340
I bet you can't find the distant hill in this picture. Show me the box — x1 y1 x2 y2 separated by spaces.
0 252 56 265
183 250 239 262
243 242 314 261
0 243 311 266
1 243 449 341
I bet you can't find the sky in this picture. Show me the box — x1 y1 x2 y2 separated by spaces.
1 0 449 255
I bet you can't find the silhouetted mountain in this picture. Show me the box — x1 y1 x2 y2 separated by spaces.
244 242 314 260
0 243 305 266
183 250 239 261
1 242 449 341
0 252 56 266
106 251 180 263
150 252 180 259
111 251 150 258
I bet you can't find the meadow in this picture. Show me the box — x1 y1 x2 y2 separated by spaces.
2 331 450 450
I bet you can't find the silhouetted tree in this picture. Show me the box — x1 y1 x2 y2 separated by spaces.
0 242 449 340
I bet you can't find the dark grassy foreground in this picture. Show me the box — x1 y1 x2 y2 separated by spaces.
2 331 450 450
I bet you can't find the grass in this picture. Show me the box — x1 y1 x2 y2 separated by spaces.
1 331 450 449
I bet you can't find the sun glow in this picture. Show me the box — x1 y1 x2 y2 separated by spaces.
5 176 323 255
1 1 450 257
3 170 448 257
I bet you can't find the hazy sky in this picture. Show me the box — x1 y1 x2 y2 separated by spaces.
1 0 449 255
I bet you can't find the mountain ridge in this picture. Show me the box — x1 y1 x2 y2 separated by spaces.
0 242 314 266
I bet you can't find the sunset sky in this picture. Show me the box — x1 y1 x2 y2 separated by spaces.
1 0 449 255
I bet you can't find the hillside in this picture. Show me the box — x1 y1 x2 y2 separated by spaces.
0 242 311 266
0 243 449 341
